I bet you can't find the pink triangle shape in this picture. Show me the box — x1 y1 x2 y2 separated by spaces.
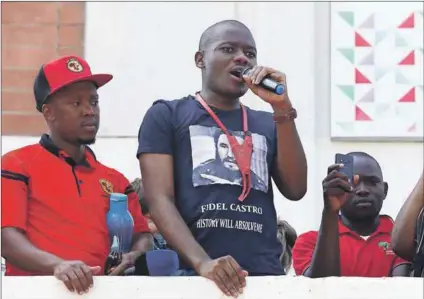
398 88 415 102
398 13 415 28
398 51 415 65
355 106 372 121
355 69 371 84
355 32 371 47
408 123 416 132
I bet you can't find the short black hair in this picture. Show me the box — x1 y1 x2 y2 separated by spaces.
198 19 251 50
347 151 383 176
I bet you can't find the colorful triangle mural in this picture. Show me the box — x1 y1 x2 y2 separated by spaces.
355 105 372 121
339 11 355 27
398 88 415 102
398 51 415 65
355 32 371 47
398 13 415 28
332 7 422 138
355 69 371 84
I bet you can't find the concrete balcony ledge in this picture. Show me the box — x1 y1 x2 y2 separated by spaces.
2 276 422 299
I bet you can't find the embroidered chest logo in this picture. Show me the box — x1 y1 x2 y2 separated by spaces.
66 58 84 73
99 179 114 194
378 241 394 255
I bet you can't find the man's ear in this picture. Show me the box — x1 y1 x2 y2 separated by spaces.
194 51 205 69
42 104 55 122
383 182 388 200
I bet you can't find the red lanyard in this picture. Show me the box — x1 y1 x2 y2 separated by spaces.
195 92 253 202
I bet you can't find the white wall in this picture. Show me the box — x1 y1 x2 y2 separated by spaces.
2 277 423 299
2 2 422 235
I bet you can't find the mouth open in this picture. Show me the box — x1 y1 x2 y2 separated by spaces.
229 67 247 83
230 69 243 77
229 70 244 83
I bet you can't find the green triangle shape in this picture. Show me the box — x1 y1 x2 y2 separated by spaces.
337 85 355 101
395 33 408 47
375 30 388 45
375 67 390 81
338 48 355 64
337 122 355 133
338 11 354 27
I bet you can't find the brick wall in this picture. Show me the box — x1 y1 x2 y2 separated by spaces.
1 2 86 136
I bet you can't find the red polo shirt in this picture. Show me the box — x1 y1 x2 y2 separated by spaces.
1 134 149 276
292 215 410 277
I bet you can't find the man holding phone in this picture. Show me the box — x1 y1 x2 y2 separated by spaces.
292 151 411 277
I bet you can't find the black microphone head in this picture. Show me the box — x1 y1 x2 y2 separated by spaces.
230 66 251 79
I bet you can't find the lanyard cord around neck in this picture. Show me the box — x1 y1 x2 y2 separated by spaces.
195 92 253 202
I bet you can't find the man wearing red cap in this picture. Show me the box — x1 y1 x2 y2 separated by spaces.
1 56 152 294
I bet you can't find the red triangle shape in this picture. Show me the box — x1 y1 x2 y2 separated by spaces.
398 88 415 102
355 69 371 84
399 51 415 65
408 123 416 132
355 32 371 47
355 106 372 121
398 13 415 28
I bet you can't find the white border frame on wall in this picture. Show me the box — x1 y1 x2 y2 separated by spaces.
330 2 423 141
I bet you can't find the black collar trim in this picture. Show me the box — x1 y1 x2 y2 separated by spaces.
39 134 97 167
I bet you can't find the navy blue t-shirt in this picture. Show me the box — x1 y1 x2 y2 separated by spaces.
137 95 284 275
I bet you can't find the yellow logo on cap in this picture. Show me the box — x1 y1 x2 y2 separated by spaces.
66 58 84 73
99 179 114 194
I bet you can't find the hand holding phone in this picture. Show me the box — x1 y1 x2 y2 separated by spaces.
335 153 354 183
321 154 355 212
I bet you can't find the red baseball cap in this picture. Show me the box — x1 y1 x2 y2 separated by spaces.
33 55 113 112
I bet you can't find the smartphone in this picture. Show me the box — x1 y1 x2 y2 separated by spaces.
335 153 354 182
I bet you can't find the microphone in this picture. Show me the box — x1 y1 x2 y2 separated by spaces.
241 68 285 95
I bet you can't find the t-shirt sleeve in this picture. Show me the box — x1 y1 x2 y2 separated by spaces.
292 231 318 275
393 255 412 268
122 179 150 234
137 101 174 158
1 152 29 231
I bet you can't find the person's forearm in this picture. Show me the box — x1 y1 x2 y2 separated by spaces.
1 227 63 273
149 196 211 271
274 118 308 200
392 172 424 261
305 210 340 278
129 232 153 259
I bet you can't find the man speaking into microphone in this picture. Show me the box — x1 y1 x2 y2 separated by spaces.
137 20 307 297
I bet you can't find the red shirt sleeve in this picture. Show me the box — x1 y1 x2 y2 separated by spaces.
117 176 150 234
1 151 29 231
292 231 318 275
393 255 411 268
